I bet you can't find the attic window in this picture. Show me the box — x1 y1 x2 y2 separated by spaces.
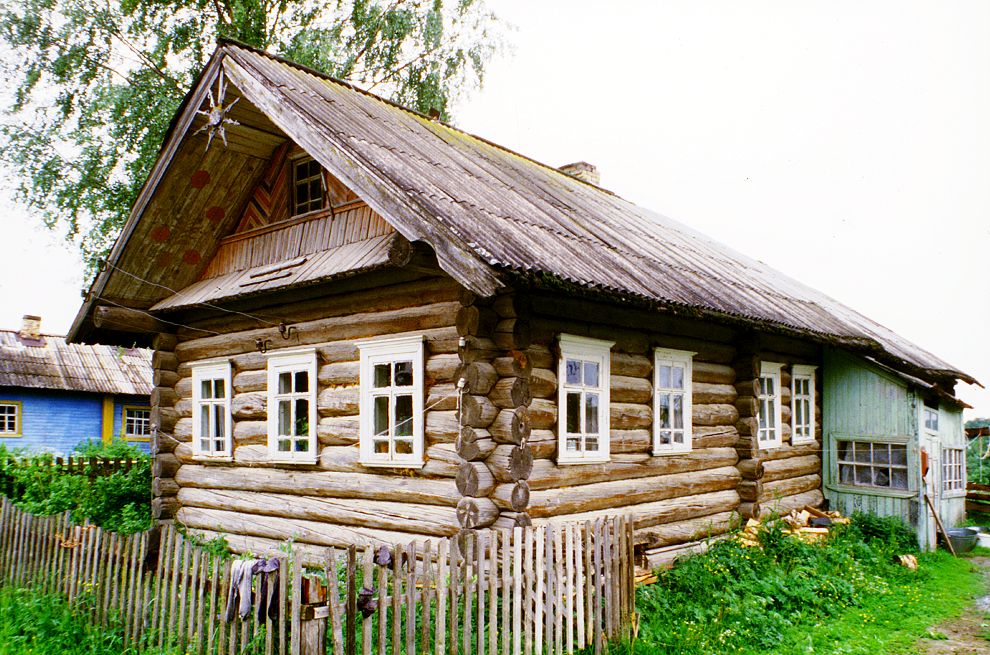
293 158 325 216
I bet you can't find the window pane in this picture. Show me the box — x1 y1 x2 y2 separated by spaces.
767 400 776 429
373 396 389 437
373 440 389 454
891 445 907 466
278 400 291 436
294 439 309 452
279 372 291 394
214 379 225 399
891 468 908 489
839 463 854 483
584 393 599 434
213 405 224 438
200 438 210 452
583 361 599 387
201 380 213 400
672 395 683 429
295 371 309 393
659 366 670 389
585 436 598 452
657 394 670 428
565 360 582 385
294 399 309 436
214 439 224 452
374 364 391 389
394 361 413 387
874 445 890 464
278 438 291 452
657 430 671 445
854 442 871 463
566 392 581 433
671 366 684 390
566 436 580 452
855 466 872 485
395 440 413 455
394 395 413 437
673 431 684 444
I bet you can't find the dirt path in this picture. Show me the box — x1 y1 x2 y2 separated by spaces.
917 556 990 655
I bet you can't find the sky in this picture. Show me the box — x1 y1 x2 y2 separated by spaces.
1 1 989 415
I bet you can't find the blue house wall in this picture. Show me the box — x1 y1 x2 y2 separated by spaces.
0 388 151 455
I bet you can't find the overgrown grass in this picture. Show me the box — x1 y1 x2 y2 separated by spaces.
616 513 987 655
0 439 151 533
0 587 129 654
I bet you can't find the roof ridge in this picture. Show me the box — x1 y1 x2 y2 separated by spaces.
217 38 617 196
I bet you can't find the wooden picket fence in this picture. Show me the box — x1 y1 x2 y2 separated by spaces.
0 497 635 655
966 482 990 514
0 456 142 476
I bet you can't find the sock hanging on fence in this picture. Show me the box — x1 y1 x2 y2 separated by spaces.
252 557 280 623
224 559 260 622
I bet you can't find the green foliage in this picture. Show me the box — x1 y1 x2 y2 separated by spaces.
0 0 502 273
0 439 151 534
0 586 129 655
967 433 990 485
619 514 973 655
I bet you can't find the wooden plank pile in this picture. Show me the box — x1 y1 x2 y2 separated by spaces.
736 506 849 548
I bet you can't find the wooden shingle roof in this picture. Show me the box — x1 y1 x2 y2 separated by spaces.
0 330 151 396
70 40 974 387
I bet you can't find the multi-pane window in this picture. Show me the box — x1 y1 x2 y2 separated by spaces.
942 447 966 494
558 335 613 464
654 348 693 454
292 158 325 216
267 351 318 461
756 362 783 448
791 364 817 444
357 335 424 467
923 406 939 433
192 363 232 458
837 440 909 490
0 402 20 436
123 407 152 441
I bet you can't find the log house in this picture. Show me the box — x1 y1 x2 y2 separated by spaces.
68 41 975 561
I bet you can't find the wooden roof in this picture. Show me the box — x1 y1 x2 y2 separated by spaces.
70 40 974 387
0 330 151 396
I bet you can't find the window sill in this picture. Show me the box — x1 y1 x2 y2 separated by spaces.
556 456 611 466
267 457 319 465
790 437 817 446
360 459 425 470
757 441 784 451
942 490 967 499
826 483 917 499
192 454 233 463
652 447 692 457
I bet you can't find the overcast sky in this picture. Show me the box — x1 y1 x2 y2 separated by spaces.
1 1 988 415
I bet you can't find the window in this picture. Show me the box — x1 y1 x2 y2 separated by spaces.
292 158 325 216
756 362 783 448
0 402 21 436
123 406 152 441
558 335 613 464
923 406 939 433
942 447 966 494
357 335 425 467
192 362 232 458
791 365 817 444
653 348 693 454
268 351 318 462
837 440 909 490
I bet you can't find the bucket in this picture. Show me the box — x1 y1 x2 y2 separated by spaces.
946 528 979 553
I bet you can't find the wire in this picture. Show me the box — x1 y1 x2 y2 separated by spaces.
101 260 282 327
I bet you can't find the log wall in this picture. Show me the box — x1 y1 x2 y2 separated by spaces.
734 334 825 519
154 276 470 555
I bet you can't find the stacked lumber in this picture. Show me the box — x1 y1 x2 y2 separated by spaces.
736 505 849 548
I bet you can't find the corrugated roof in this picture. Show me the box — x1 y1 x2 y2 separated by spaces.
0 331 152 396
152 233 404 310
217 43 970 383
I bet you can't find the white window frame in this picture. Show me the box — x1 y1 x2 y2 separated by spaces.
0 401 21 436
941 446 966 496
267 350 318 463
756 361 783 449
356 335 425 468
122 406 152 441
790 364 817 445
557 334 613 465
192 361 233 459
922 406 939 434
653 348 694 455
292 156 326 217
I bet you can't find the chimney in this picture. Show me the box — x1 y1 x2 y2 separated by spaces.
19 315 41 341
558 161 600 186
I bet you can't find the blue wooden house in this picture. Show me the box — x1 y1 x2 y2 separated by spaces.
0 316 153 455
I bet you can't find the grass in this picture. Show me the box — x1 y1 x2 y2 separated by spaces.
0 587 128 654
613 514 988 655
